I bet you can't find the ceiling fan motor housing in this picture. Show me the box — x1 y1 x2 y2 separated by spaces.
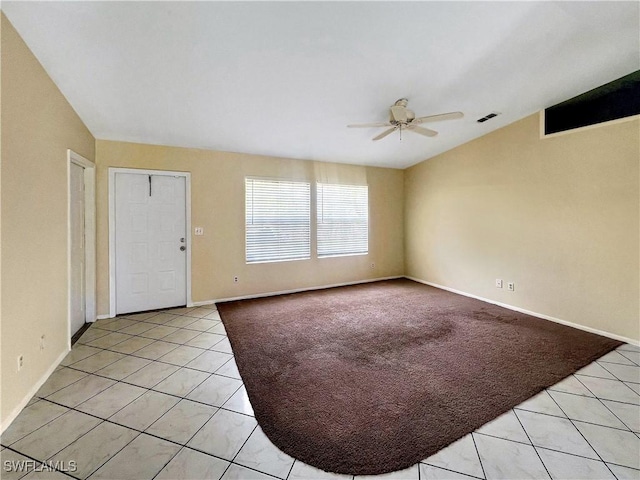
347 98 463 140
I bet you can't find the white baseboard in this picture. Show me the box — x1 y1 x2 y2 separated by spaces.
96 314 112 320
189 300 216 307
406 276 639 346
112 277 403 311
201 276 403 305
0 347 69 434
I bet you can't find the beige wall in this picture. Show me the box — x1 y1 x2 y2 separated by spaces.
405 114 639 341
1 14 95 428
95 141 405 315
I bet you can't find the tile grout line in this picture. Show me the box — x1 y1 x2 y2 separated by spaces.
83 320 226 351
597 361 640 386
91 308 222 334
145 363 214 398
229 461 283 480
65 347 238 388
78 330 232 371
18 410 116 479
574 368 640 383
30 370 200 449
473 427 635 467
470 432 487 480
602 350 640 368
430 404 637 468
226 423 288 479
103 308 220 328
573 374 640 401
229 424 259 464
143 396 218 445
1 444 77 479
117 305 217 321
33 373 256 459
63 424 143 480
514 403 637 432
48 366 250 416
65 319 237 389
1 445 47 467
472 430 534 448
144 440 184 480
572 375 637 434
283 455 297 480
420 460 485 480
0 404 69 449
510 409 554 479
544 386 621 479
533 445 640 474
548 378 640 407
32 396 237 471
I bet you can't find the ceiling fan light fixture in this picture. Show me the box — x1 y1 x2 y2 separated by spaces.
348 99 463 141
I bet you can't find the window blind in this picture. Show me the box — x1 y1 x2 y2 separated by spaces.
317 183 368 257
245 178 310 263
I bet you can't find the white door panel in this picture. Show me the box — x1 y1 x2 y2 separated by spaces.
70 163 86 336
115 173 187 314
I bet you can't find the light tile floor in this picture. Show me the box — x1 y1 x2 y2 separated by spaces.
2 306 639 480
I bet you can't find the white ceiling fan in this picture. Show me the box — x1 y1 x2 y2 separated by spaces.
348 98 464 141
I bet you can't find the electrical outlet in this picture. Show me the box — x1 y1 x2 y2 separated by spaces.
17 355 24 372
496 279 503 288
507 282 515 291
370 262 375 269
40 335 45 351
233 276 238 283
194 227 204 236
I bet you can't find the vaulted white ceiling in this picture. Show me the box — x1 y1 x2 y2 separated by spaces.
3 2 638 168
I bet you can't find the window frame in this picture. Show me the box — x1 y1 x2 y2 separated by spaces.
316 182 369 259
245 177 311 264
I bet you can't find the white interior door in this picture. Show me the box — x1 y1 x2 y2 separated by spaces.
70 162 86 336
115 172 187 314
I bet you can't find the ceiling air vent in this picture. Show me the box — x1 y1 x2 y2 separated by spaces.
477 112 500 123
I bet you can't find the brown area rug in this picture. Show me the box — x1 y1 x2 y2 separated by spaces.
217 278 622 475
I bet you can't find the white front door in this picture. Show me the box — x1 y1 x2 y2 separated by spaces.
70 162 86 336
115 172 187 314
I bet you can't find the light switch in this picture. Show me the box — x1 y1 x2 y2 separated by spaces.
194 227 204 236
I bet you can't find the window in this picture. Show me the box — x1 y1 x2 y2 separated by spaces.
245 178 310 263
317 183 368 257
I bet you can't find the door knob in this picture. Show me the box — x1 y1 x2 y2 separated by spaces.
180 246 186 251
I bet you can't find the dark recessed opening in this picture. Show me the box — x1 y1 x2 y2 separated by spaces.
544 70 640 135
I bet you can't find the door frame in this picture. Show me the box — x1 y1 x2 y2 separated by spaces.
108 167 192 318
67 150 96 348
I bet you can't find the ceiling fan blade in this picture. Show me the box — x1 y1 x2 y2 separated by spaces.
407 125 438 137
347 122 392 128
413 111 464 124
372 127 398 141
390 105 408 122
